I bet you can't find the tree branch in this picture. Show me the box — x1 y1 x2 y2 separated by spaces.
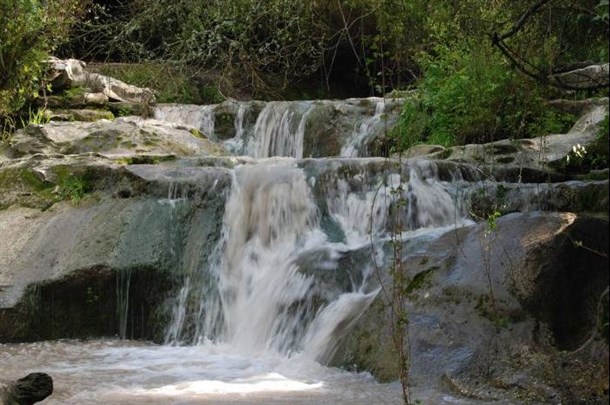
491 0 609 91
493 0 551 43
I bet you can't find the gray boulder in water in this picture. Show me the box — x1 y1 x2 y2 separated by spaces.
0 373 53 405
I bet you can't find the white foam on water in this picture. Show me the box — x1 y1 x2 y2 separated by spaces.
1 338 497 404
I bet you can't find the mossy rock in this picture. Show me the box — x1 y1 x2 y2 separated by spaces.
48 109 115 122
0 168 56 210
108 102 153 118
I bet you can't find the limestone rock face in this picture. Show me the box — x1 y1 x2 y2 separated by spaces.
7 117 227 159
334 212 609 402
47 108 115 122
402 97 609 182
551 63 610 89
75 72 157 105
46 57 87 91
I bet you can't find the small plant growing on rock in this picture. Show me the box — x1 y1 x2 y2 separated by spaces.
57 175 88 205
20 106 50 127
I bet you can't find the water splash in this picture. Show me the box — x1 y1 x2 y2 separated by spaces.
165 160 386 361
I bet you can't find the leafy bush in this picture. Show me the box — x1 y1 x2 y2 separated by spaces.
59 0 434 97
392 40 577 151
1 0 85 122
63 0 328 95
0 0 48 117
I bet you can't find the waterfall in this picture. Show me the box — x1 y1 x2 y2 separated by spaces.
165 160 387 361
405 159 468 229
164 156 469 363
245 102 314 158
154 97 403 158
151 96 470 369
340 98 387 157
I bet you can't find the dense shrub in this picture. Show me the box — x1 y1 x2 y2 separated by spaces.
391 40 580 151
58 0 432 97
0 0 48 118
388 0 610 151
0 0 85 122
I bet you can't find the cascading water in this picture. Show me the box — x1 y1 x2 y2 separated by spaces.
165 160 383 363
0 98 484 405
153 97 403 158
340 98 388 158
245 102 314 158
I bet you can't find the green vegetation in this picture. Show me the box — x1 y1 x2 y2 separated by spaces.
3 1 607 123
0 0 83 124
91 63 224 104
549 113 610 173
0 166 93 210
20 106 51 127
0 0 48 118
57 175 88 204
389 0 607 153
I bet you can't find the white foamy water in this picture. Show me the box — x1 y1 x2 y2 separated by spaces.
340 98 387 157
245 102 314 159
0 156 481 404
154 97 404 159
165 160 383 359
0 339 487 404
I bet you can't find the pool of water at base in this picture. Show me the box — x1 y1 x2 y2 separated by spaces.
0 339 504 405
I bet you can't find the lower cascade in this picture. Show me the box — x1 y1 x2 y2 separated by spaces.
0 153 481 404
165 161 381 362
164 159 463 363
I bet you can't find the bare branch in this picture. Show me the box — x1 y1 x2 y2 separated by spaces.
491 0 609 92
494 0 551 43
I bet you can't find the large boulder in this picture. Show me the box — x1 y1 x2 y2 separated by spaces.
0 373 53 405
0 162 232 341
334 212 609 403
6 117 227 160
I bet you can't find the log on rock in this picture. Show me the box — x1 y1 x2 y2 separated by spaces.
0 373 53 405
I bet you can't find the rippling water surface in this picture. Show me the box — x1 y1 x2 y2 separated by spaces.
0 339 486 405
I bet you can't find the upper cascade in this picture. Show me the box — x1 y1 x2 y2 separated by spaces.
154 97 403 159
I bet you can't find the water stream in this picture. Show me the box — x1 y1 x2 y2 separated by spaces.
0 98 490 404
0 339 490 404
